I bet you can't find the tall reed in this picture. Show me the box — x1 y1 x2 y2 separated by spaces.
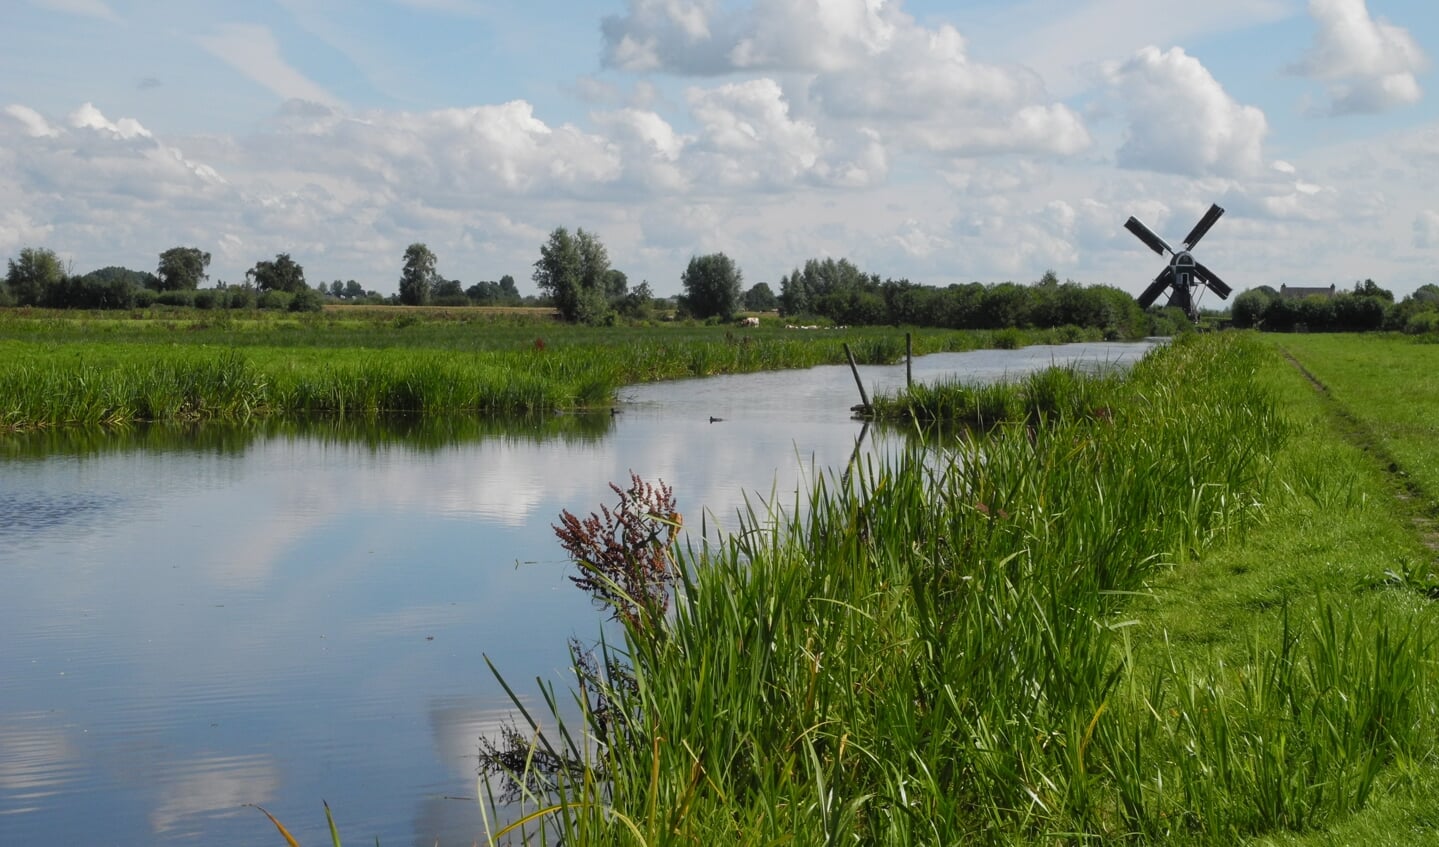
1 322 1103 430
481 333 1436 845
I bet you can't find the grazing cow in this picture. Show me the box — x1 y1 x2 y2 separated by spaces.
739 316 760 328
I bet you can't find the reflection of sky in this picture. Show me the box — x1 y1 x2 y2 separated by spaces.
0 341 1153 846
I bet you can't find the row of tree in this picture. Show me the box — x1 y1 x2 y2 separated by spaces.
0 246 330 311
0 237 1157 337
1231 280 1439 334
13 237 1438 337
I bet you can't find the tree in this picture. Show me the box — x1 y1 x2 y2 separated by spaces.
156 247 211 291
246 253 307 293
1231 288 1273 329
778 258 873 317
603 269 629 301
400 243 438 306
498 274 519 300
533 227 612 324
50 266 148 309
432 278 467 306
679 253 743 320
743 282 778 312
617 281 655 319
5 247 66 306
344 280 366 300
1353 278 1394 302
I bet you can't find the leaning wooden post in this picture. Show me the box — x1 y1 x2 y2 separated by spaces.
843 342 871 413
906 332 913 389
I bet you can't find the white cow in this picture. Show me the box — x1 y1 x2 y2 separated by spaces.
739 316 760 328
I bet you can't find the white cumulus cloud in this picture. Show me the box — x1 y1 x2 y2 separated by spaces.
4 104 60 138
684 78 887 188
602 0 1090 160
1106 46 1269 177
1290 0 1427 115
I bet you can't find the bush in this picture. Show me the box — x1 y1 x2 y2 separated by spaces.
155 289 196 307
134 289 158 308
288 287 324 313
1404 310 1439 335
193 289 219 310
225 287 257 310
257 290 293 311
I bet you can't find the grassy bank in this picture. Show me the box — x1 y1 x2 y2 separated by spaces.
0 307 1118 429
479 332 1439 846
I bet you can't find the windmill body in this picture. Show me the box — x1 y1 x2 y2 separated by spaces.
1125 203 1233 322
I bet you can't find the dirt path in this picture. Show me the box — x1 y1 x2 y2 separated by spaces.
1280 345 1439 560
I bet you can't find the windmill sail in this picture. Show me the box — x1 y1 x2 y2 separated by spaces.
1137 267 1174 309
1182 204 1225 249
1124 217 1174 257
1192 261 1232 299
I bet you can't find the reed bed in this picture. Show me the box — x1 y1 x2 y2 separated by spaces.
0 323 1101 430
868 360 1124 426
481 333 1437 845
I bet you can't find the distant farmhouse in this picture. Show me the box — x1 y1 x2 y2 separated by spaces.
1279 284 1337 300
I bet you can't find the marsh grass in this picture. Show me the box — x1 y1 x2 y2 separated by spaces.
868 360 1123 427
468 333 1439 845
0 318 1092 429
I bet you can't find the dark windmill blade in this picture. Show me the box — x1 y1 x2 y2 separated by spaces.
1124 216 1174 257
1192 261 1232 299
1136 266 1174 309
1182 204 1225 249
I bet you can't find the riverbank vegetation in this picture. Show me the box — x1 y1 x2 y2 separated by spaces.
0 308 1122 430
478 332 1439 845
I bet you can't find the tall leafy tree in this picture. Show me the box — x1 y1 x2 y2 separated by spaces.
246 253 307 293
533 227 612 324
400 243 438 306
603 269 628 301
156 247 211 291
777 258 872 317
681 253 744 320
743 282 778 312
5 246 65 306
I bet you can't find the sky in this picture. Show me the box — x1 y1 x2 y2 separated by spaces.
2 0 1436 301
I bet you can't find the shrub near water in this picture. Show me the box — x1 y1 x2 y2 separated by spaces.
487 334 1435 845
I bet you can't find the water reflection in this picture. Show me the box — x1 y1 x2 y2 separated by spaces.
0 341 1155 846
149 754 281 836
0 412 615 460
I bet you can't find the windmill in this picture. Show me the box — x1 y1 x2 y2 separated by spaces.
1125 203 1232 322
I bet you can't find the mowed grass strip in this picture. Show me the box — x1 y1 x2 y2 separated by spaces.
1264 333 1439 511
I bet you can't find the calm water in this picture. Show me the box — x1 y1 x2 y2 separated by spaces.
0 341 1153 845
